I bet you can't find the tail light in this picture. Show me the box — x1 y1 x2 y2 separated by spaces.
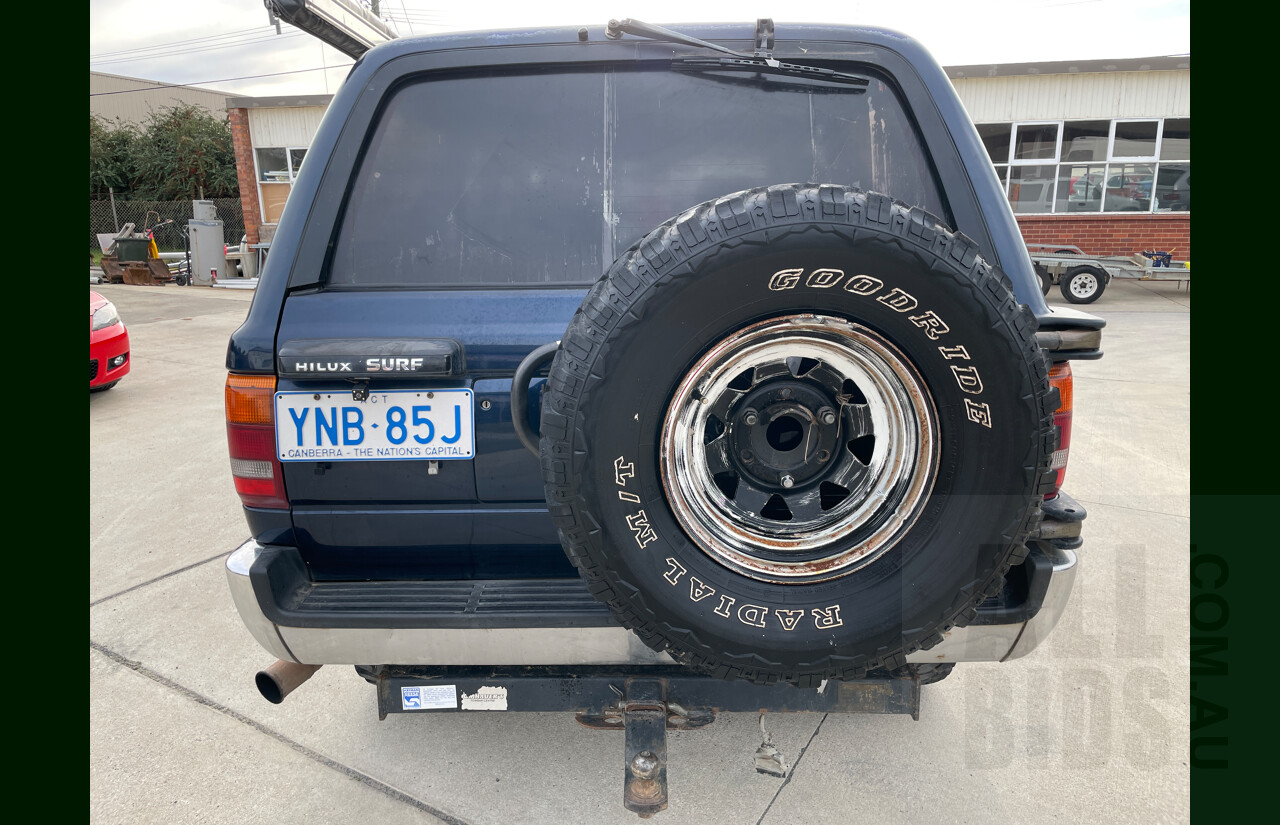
1045 362 1074 500
225 374 288 509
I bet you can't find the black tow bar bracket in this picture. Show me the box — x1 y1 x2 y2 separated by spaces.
622 679 669 817
370 665 921 815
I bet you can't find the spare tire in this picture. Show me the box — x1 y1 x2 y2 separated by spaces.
540 184 1057 686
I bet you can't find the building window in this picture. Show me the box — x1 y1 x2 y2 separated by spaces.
254 146 308 224
255 147 306 182
1111 119 1160 159
983 118 1189 214
1007 123 1060 213
1155 118 1190 212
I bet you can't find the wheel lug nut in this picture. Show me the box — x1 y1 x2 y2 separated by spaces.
742 408 758 426
780 474 795 489
819 407 836 425
817 449 830 463
741 450 754 464
780 388 792 399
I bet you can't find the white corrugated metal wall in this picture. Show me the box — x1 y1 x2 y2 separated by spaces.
90 72 232 126
247 107 329 148
952 70 1190 123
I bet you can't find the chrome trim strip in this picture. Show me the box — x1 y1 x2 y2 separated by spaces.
1004 545 1079 660
225 541 297 662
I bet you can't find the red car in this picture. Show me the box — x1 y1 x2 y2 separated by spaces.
90 291 130 391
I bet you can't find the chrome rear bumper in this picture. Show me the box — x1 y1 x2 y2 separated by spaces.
227 540 1078 667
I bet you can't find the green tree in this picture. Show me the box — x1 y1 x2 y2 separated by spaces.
89 114 140 198
131 104 240 200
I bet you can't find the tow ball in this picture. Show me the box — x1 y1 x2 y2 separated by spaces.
575 679 715 816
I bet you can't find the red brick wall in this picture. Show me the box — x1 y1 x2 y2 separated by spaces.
1015 213 1190 259
227 108 261 245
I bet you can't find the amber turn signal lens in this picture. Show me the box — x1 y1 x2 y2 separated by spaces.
1045 362 1074 499
1049 362 1073 414
225 374 275 425
225 373 287 509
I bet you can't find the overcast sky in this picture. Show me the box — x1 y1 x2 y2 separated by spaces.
89 0 1191 99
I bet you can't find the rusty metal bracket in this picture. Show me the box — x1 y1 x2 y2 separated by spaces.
371 665 921 817
622 678 669 817
371 666 921 815
373 665 922 721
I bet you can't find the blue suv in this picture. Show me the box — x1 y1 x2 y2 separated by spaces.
223 18 1103 814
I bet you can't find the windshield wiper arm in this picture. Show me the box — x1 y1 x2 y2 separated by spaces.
604 17 870 89
670 56 870 89
605 17 745 57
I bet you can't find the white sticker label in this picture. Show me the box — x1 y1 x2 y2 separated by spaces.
461 685 508 711
401 684 457 710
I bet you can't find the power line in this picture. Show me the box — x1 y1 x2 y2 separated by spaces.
383 11 449 25
89 64 355 97
91 31 308 67
90 26 274 59
384 15 448 26
396 1 415 36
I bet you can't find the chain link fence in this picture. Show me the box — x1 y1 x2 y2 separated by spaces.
90 198 246 251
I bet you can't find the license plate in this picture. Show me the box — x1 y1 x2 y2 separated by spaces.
275 389 475 462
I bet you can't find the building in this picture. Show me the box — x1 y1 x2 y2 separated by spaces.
226 94 333 244
226 54 1190 256
90 71 235 126
947 54 1190 258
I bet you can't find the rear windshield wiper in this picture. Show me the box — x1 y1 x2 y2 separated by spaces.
669 56 870 89
604 17 870 90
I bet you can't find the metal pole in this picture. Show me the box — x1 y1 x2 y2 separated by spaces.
109 187 119 232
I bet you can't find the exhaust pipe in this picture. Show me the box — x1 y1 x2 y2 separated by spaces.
255 660 322 704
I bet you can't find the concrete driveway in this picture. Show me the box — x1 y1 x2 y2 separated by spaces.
90 278 1190 824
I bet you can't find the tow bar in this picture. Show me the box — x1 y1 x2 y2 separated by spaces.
369 665 921 817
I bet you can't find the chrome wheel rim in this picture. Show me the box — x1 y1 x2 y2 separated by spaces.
660 315 938 583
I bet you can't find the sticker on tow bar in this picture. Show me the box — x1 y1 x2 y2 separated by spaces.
274 389 474 461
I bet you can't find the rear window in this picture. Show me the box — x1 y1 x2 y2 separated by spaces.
329 67 946 288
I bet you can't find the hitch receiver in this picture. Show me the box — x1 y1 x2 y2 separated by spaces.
622 679 669 817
